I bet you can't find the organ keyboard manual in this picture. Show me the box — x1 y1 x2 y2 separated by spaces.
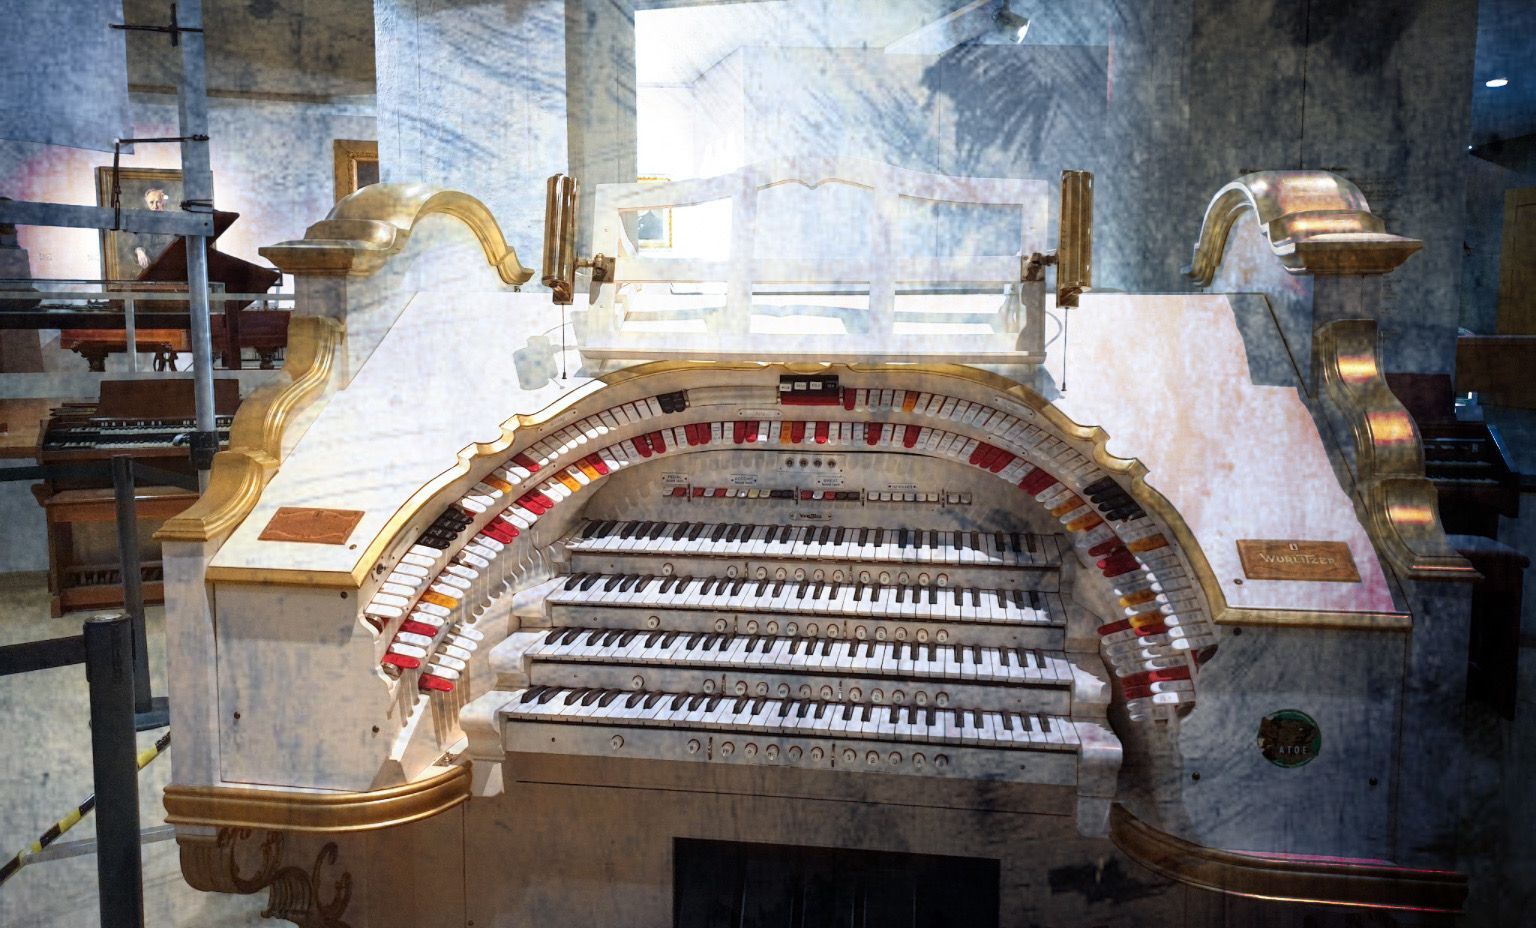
157 163 1475 926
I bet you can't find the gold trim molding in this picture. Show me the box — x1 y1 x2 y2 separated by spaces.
1110 804 1467 913
260 184 535 286
158 315 344 544
1315 320 1475 581
165 763 470 834
1186 171 1423 286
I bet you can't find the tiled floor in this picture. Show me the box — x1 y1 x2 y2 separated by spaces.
0 575 267 928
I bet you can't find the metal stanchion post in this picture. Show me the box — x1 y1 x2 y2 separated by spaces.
111 456 168 730
83 614 144 928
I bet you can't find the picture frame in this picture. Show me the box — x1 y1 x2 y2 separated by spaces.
635 175 673 250
333 139 380 202
94 166 184 282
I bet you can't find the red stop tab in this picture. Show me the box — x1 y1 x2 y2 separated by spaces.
419 674 455 692
904 425 921 448
815 421 829 444
1020 468 1058 495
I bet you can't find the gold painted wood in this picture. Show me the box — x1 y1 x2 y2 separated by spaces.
1187 171 1422 286
1496 186 1536 334
158 314 344 544
1314 320 1475 581
1109 804 1467 913
164 763 470 833
260 184 535 286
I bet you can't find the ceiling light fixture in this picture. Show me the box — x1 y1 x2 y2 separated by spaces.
1485 77 1509 88
996 4 1030 43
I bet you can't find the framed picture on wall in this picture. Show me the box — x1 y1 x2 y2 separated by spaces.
333 139 380 202
636 176 673 250
94 166 184 281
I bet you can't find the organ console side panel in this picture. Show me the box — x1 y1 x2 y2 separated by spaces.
163 167 1476 926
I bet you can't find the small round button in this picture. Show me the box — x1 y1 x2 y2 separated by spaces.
714 618 728 632
794 568 807 581
813 569 825 582
916 629 930 642
855 625 868 639
866 751 880 765
810 746 825 761
735 681 749 695
871 689 885 704
843 748 857 762
891 690 905 704
826 625 840 638
788 746 803 761
662 563 675 576
721 741 735 756
777 683 791 697
914 691 929 706
631 675 645 689
879 572 891 584
806 623 818 636
746 620 760 633
897 571 910 585
820 685 834 700
756 682 770 695
936 629 949 642
687 739 701 755
745 742 758 756
894 628 908 641
888 751 902 765
703 679 717 694
766 744 780 760
875 626 888 640
646 615 661 629
784 622 796 635
913 752 926 767
611 735 624 750
727 565 738 578
934 754 950 768
936 692 950 707
849 687 863 701
798 684 812 698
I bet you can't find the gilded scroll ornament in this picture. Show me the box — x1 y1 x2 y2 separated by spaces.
1314 320 1475 580
260 184 535 286
158 314 344 544
1186 171 1422 286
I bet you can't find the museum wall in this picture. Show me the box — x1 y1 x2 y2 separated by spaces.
0 92 374 573
377 0 1478 372
0 92 374 284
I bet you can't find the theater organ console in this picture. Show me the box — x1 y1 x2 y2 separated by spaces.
158 169 1477 927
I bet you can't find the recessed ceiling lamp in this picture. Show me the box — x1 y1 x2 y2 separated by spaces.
996 4 1030 43
1486 77 1509 87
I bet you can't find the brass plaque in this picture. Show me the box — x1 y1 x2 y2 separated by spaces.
259 507 365 545
1237 540 1360 583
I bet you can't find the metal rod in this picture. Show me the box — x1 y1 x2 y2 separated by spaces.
177 0 216 479
83 614 144 928
111 456 152 714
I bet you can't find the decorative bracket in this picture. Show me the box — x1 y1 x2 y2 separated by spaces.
542 173 613 305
